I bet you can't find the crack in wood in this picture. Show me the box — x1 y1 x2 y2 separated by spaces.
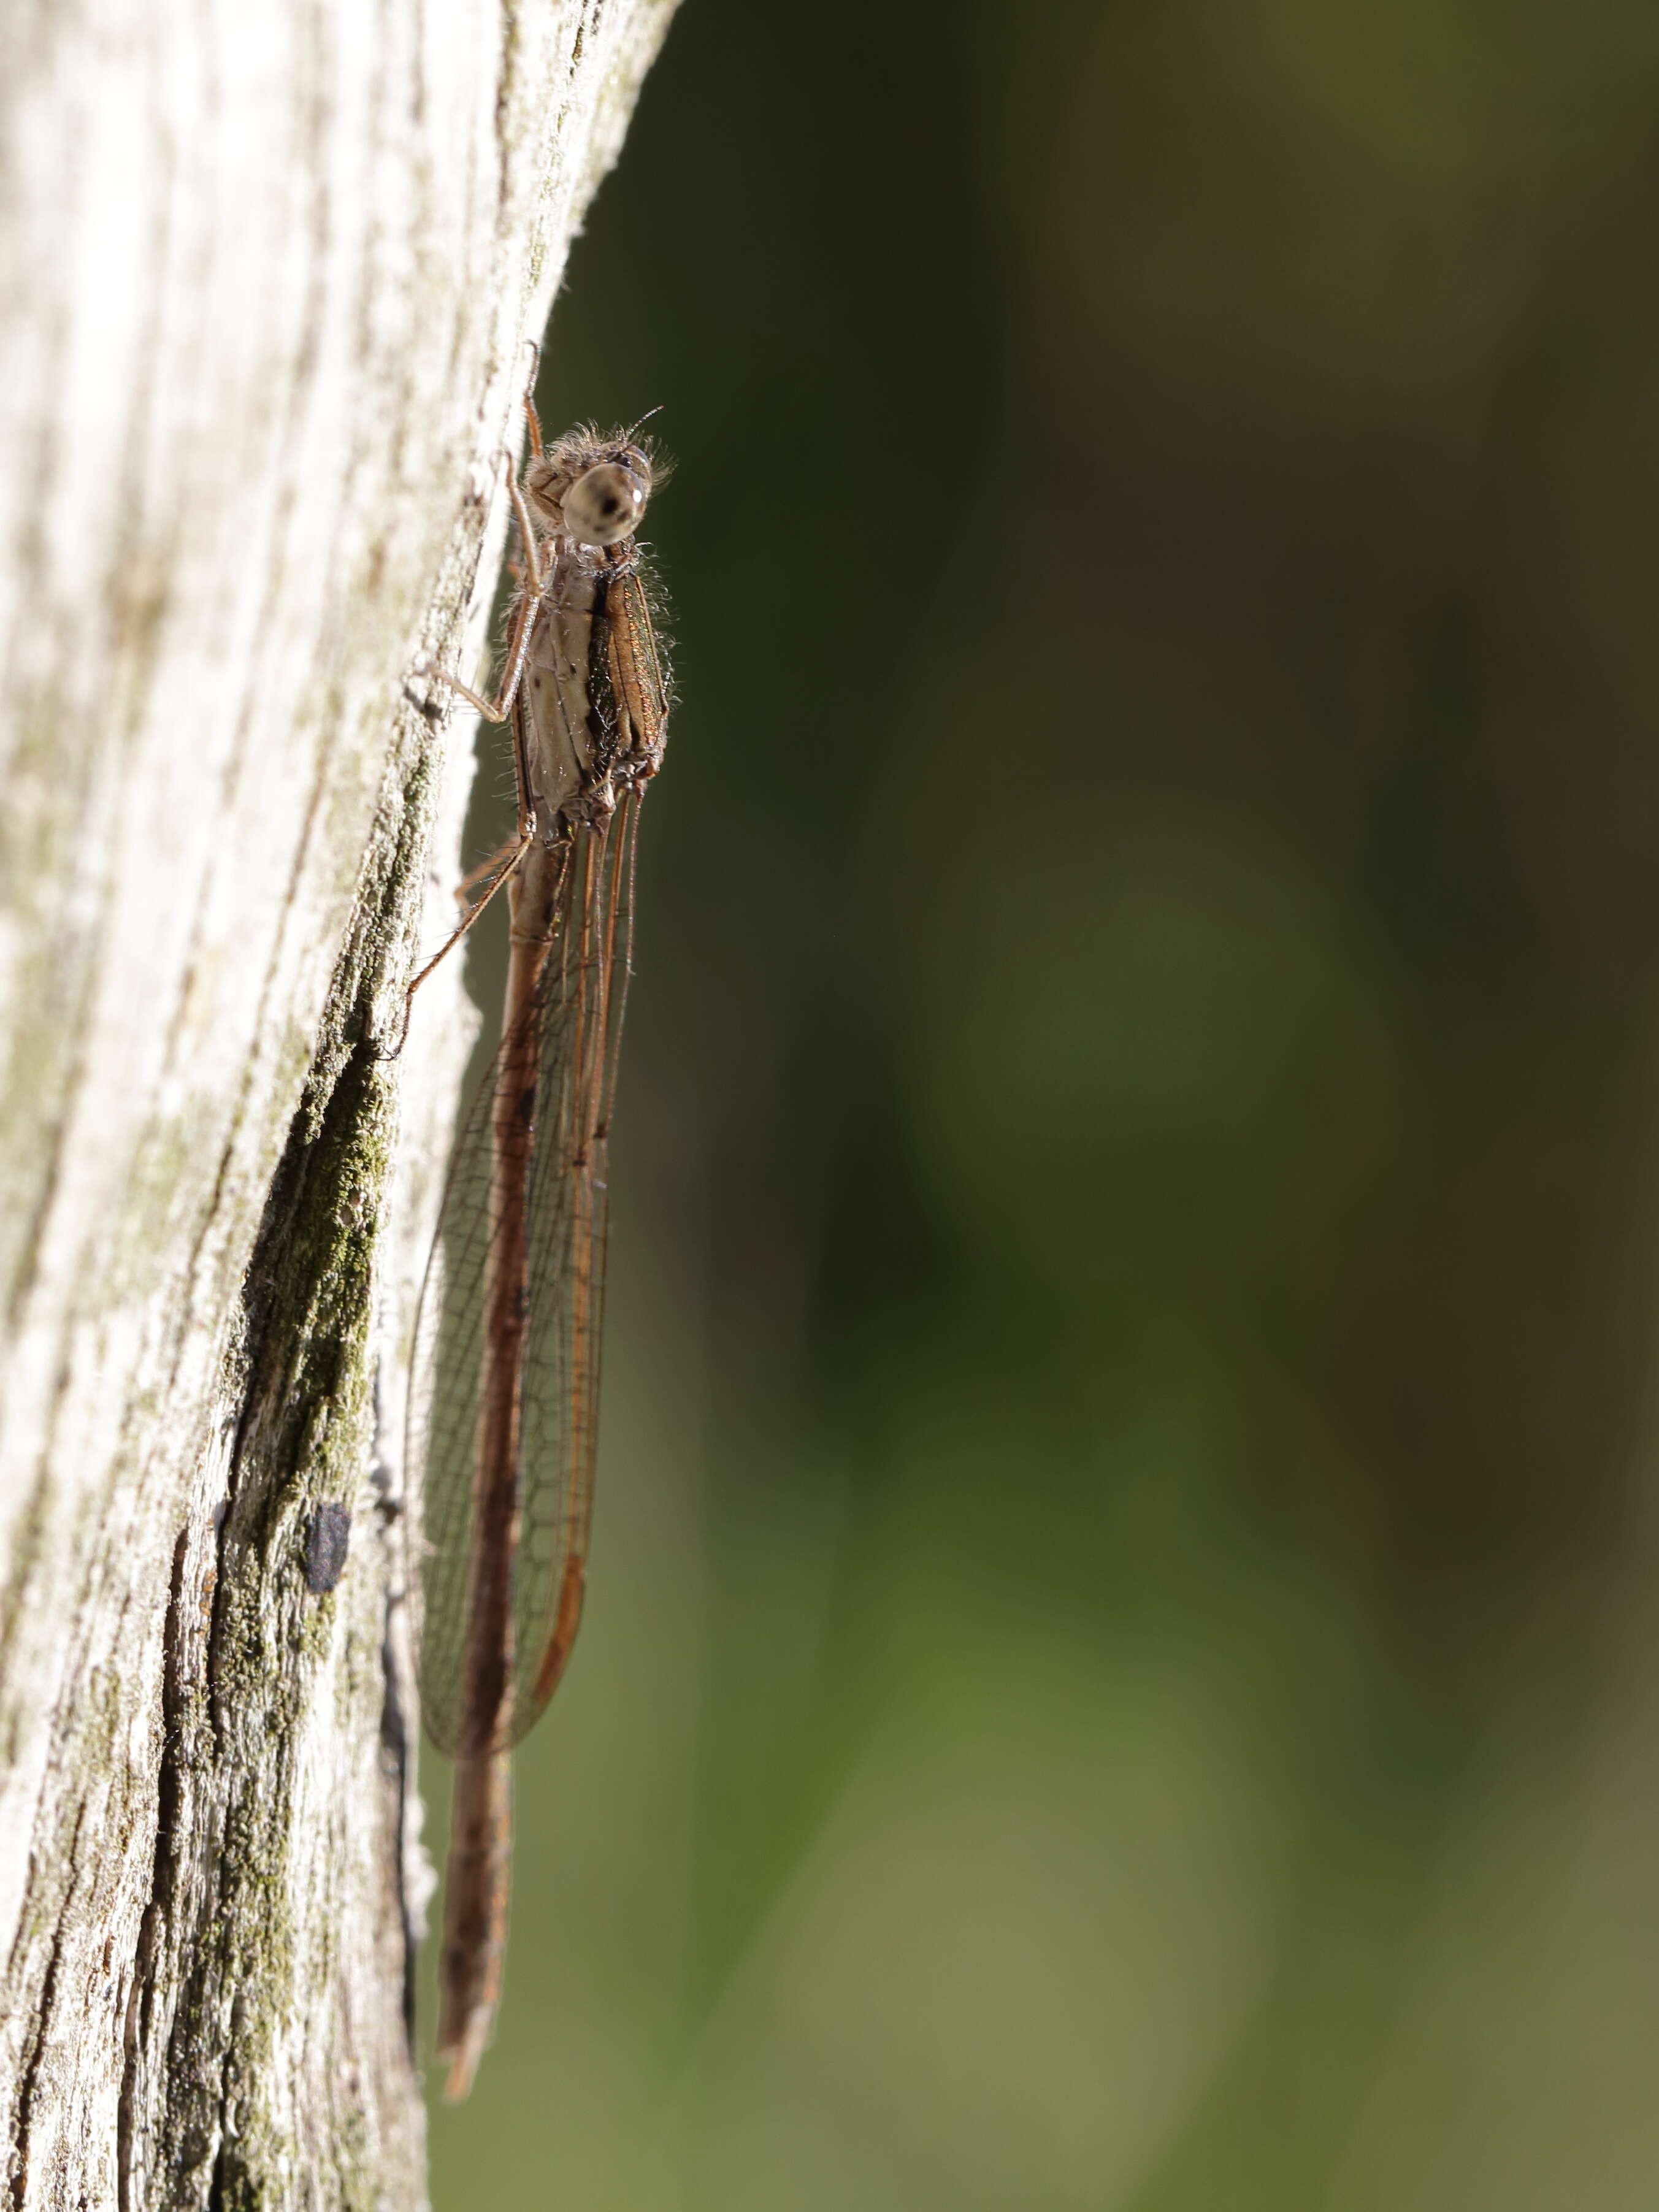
117 1525 193 2212
10 1801 86 2211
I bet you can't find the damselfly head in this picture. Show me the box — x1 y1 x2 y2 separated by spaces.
524 429 656 548
564 462 648 546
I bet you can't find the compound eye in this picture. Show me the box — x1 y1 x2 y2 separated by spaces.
563 462 648 546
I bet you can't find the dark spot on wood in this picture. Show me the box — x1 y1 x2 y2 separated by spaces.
303 1502 352 1594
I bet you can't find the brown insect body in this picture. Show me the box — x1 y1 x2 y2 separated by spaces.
407 402 670 2098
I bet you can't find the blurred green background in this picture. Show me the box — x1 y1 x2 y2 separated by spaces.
426 3 1659 2205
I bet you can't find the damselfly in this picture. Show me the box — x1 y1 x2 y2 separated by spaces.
405 374 670 2099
